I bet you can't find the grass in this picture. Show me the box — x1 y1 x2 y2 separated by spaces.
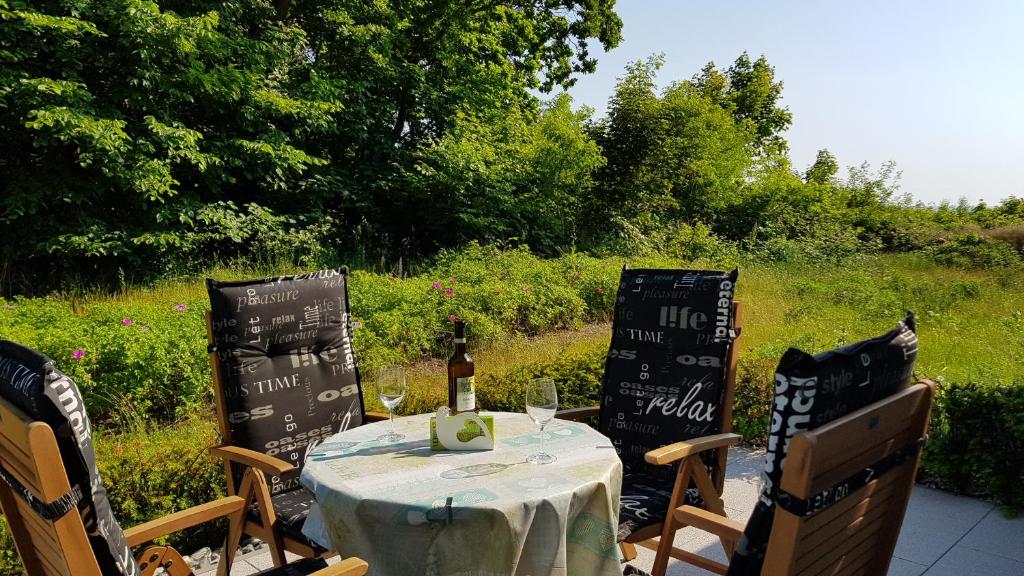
370 251 1024 422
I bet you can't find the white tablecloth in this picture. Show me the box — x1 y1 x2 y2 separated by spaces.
300 412 623 576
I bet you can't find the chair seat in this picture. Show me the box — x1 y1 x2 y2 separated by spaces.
249 488 326 552
618 473 703 542
261 558 331 576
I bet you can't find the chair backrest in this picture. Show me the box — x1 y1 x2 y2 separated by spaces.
0 341 136 576
762 381 934 575
206 268 366 496
726 314 920 576
597 268 741 480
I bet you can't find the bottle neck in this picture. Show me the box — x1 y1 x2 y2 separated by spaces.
454 323 467 354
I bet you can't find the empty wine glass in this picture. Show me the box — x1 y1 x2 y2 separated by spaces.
525 378 558 464
375 365 407 443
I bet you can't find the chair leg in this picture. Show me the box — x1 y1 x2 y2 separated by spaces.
220 469 257 576
650 460 693 576
249 469 288 568
620 541 638 562
690 461 734 563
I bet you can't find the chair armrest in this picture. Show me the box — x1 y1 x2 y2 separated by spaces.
312 557 370 576
555 406 600 421
674 505 744 541
209 444 297 478
644 433 742 466
124 496 247 547
364 411 390 422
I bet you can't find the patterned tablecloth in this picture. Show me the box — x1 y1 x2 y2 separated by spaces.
300 411 623 576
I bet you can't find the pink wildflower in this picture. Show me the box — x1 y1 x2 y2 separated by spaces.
432 281 443 290
449 314 460 323
174 303 188 312
121 318 133 326
595 287 604 294
72 349 85 361
444 288 454 296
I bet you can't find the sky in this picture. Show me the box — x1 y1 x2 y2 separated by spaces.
566 0 1023 205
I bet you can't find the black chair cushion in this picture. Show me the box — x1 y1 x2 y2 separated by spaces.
249 487 325 552
207 268 366 495
262 558 331 576
726 314 919 576
0 340 139 575
617 473 703 542
598 269 740 481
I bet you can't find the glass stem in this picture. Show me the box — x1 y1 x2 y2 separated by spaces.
389 408 395 434
540 423 546 454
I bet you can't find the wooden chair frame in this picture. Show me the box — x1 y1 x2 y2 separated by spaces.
204 312 388 568
0 392 369 576
557 301 744 576
674 381 935 575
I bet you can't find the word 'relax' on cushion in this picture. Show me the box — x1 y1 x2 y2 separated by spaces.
207 268 365 496
598 268 740 480
726 313 919 576
0 340 139 575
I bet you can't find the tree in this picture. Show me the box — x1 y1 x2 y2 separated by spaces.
0 0 339 291
693 53 792 158
0 0 623 291
587 55 753 237
806 149 839 184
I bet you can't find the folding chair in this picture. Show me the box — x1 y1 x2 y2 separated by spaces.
556 268 743 576
0 339 368 576
675 381 935 575
205 269 387 567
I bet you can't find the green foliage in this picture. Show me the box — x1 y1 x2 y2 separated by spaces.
477 346 607 412
930 233 1023 269
0 0 622 291
927 380 1024 513
0 296 211 423
586 55 753 237
93 419 226 551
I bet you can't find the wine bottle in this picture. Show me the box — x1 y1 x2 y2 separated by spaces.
447 320 475 413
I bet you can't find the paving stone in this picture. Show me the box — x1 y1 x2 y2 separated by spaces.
922 545 1024 576
886 557 929 576
894 486 993 566
958 508 1024 563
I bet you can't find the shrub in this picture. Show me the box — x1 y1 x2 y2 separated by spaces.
477 346 607 412
0 297 211 424
924 380 1024 514
930 233 1023 269
95 419 226 551
986 226 1024 255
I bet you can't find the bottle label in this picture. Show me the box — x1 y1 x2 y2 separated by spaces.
456 376 476 411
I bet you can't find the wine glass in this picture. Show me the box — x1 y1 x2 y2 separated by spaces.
375 365 408 443
525 378 558 464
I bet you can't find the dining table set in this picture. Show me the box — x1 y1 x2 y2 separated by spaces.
299 408 625 576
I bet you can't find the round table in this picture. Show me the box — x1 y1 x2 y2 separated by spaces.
300 411 623 576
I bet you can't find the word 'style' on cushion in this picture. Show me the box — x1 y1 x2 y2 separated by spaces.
0 340 138 576
207 268 365 496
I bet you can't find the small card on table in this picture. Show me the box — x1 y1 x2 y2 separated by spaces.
430 412 495 450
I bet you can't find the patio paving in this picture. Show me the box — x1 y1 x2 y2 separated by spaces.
205 447 1024 576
